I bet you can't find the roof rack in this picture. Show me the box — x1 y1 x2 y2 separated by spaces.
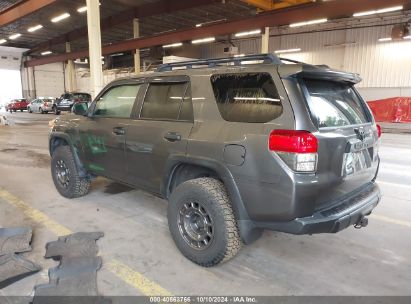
157 53 282 72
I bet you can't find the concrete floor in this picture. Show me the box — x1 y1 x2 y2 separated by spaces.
0 110 410 297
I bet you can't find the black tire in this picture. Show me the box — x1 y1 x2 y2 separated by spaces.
39 107 44 114
51 145 90 198
45 111 48 114
20 109 23 112
53 107 60 115
168 177 242 267
28 107 32 113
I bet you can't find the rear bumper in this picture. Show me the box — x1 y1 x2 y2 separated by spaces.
256 182 381 234
56 105 73 111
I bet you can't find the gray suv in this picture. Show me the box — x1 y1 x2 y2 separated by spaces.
49 54 381 267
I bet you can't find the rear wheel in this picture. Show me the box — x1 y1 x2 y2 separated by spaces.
20 109 23 112
39 107 44 114
168 178 242 267
51 145 90 198
28 107 32 113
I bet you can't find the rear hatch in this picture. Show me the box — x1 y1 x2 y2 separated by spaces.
281 65 380 210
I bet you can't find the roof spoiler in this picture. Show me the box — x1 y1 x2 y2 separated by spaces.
278 62 362 84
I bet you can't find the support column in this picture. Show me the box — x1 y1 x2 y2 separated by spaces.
261 27 270 54
133 18 141 74
66 42 76 92
86 0 103 98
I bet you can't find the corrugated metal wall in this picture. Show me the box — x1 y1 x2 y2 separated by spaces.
202 25 411 89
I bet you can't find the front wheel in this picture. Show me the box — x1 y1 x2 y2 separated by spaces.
53 107 60 115
168 178 242 267
51 146 90 198
39 107 44 114
28 107 32 113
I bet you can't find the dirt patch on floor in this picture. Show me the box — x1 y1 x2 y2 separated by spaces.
0 148 50 168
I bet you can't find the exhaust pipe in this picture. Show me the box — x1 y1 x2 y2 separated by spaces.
354 216 369 229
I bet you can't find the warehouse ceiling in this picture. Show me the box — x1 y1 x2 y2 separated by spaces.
0 0 410 67
0 0 264 55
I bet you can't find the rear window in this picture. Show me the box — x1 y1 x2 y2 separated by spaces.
304 79 369 128
73 93 91 100
211 73 283 123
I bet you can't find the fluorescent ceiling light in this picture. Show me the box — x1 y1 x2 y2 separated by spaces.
9 33 21 40
110 53 124 57
404 36 411 40
378 37 392 42
196 19 226 28
163 42 183 48
51 13 70 23
0 39 6 44
353 5 403 17
28 24 43 32
77 6 87 13
192 37 215 44
41 51 52 56
290 18 327 28
275 48 301 54
235 29 261 38
234 54 245 57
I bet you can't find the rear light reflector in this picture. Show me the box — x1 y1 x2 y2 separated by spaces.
376 124 382 138
269 130 318 153
269 130 318 173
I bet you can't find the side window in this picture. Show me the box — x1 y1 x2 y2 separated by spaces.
141 82 193 121
210 73 283 123
94 84 141 118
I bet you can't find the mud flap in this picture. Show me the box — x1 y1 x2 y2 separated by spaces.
32 232 109 304
0 227 40 289
0 254 41 289
0 227 33 254
44 232 104 259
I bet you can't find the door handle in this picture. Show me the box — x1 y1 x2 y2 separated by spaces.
113 127 125 135
164 132 182 142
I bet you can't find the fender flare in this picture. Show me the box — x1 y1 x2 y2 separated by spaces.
49 132 88 178
162 155 262 244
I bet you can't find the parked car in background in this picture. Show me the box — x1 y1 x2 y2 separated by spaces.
28 98 54 114
6 99 29 112
53 92 91 115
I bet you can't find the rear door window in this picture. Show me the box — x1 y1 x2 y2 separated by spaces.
140 82 193 121
210 73 283 123
304 79 370 128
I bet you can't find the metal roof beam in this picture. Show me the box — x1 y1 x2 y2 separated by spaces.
0 0 57 27
30 0 216 53
25 0 411 67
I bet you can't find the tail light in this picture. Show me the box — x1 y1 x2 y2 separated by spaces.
44 102 48 107
269 130 318 173
376 124 382 138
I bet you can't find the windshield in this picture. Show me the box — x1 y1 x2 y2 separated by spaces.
304 79 370 128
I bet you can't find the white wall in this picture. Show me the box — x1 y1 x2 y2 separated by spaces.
33 63 65 98
201 22 411 100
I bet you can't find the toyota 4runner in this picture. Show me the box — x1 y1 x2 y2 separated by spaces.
49 54 381 267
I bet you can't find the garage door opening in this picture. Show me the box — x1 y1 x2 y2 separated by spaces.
0 69 22 108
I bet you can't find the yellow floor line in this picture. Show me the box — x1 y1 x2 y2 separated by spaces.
0 187 172 296
372 214 411 228
106 260 173 296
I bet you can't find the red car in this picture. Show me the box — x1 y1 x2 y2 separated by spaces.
6 99 29 112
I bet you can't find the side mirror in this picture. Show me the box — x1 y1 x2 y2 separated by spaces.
72 102 88 116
